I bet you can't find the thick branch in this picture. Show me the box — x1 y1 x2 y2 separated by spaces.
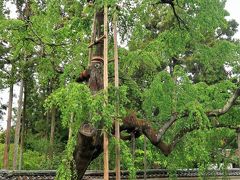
170 123 239 150
76 69 90 83
156 113 178 141
121 113 172 156
121 109 240 156
157 87 240 141
207 88 240 117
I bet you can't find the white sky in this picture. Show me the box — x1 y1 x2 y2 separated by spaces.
225 0 240 39
0 0 240 130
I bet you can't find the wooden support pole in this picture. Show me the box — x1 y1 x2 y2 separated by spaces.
144 136 147 180
103 4 109 180
131 133 136 160
237 128 240 165
113 10 121 180
89 12 97 65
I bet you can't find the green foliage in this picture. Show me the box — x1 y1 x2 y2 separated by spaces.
56 138 77 180
45 82 129 178
0 143 60 170
120 140 136 179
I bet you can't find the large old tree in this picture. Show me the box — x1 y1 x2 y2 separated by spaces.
0 0 240 179
65 1 240 179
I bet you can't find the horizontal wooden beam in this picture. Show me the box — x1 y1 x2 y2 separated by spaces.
88 35 106 48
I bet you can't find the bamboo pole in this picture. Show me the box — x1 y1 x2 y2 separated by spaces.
131 133 136 160
103 4 109 180
113 10 120 180
88 12 97 65
144 136 147 180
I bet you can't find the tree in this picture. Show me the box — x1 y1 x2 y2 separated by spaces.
3 83 13 169
12 79 23 170
43 0 240 179
1 0 240 179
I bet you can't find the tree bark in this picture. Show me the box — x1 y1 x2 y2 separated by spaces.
3 84 14 169
13 80 24 170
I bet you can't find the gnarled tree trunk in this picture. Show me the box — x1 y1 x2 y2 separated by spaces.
73 10 104 180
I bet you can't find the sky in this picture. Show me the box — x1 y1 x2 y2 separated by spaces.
0 0 240 130
225 0 240 38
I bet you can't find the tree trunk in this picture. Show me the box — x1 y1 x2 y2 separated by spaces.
19 117 25 170
19 83 27 170
73 9 105 180
49 107 56 160
13 80 24 170
3 84 14 169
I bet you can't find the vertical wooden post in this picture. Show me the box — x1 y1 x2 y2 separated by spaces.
131 133 136 160
237 128 240 165
113 10 120 180
238 132 240 152
103 4 109 180
89 12 97 65
144 136 147 180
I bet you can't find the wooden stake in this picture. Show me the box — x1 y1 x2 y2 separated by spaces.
144 136 147 180
113 10 120 180
131 133 136 160
89 12 97 65
103 4 109 180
